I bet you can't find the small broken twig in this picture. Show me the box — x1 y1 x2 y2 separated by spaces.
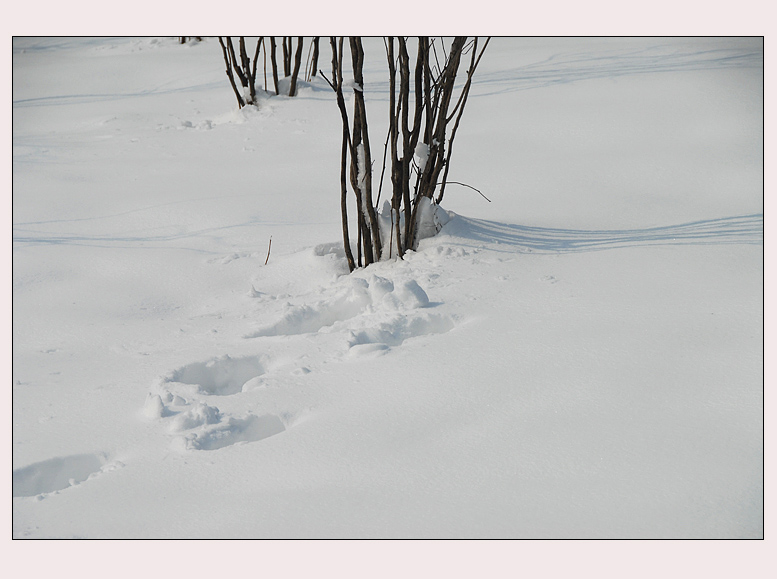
264 236 272 265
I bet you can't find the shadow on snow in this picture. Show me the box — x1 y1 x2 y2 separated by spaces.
441 213 763 253
12 211 762 255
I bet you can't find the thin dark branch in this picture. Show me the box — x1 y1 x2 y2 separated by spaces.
218 37 245 108
329 37 356 271
304 37 314 81
438 37 490 204
438 181 491 202
446 37 490 123
283 37 291 77
319 70 336 91
289 36 304 96
264 236 272 265
270 37 279 95
229 38 248 88
311 37 320 78
261 37 267 91
429 38 442 78
376 126 390 209
251 38 261 99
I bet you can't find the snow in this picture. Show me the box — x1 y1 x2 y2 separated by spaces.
414 141 430 172
415 196 451 242
12 36 763 543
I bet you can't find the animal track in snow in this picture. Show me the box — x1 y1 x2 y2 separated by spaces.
348 313 455 351
433 245 472 258
245 282 369 338
245 275 435 338
145 272 453 451
167 402 222 433
13 453 117 498
174 413 286 451
208 251 260 265
163 355 265 396
179 119 213 131
147 354 288 451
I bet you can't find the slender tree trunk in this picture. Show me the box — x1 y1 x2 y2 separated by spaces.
289 37 304 96
261 37 267 91
423 37 432 145
283 37 291 77
326 37 356 272
228 38 248 92
349 36 382 262
250 38 261 102
218 37 245 108
397 38 413 251
311 37 320 77
385 37 405 258
238 37 255 104
270 37 280 95
340 129 356 271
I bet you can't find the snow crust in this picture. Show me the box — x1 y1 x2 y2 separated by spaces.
12 37 763 540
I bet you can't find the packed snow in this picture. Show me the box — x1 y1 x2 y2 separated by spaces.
12 37 763 540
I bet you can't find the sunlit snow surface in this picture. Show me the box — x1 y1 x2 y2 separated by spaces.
12 37 762 538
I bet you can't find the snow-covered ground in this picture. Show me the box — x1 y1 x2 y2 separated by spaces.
12 37 763 541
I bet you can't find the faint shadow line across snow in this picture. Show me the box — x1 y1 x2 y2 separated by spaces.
11 220 330 250
444 214 763 253
471 42 763 97
13 195 262 227
13 81 224 109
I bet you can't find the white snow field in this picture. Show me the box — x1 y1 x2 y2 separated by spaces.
12 37 763 539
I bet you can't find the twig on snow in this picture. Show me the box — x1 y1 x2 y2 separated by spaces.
264 236 272 265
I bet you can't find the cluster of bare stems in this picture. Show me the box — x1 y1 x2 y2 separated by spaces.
214 36 487 273
218 37 320 107
324 36 489 272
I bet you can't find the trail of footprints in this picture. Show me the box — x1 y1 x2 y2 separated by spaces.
14 257 457 498
143 270 455 452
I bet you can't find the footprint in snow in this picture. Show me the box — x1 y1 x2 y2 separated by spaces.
146 355 291 451
346 313 455 356
163 355 266 396
173 413 286 451
142 355 265 422
208 251 259 265
244 274 442 339
166 402 222 433
13 453 123 498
